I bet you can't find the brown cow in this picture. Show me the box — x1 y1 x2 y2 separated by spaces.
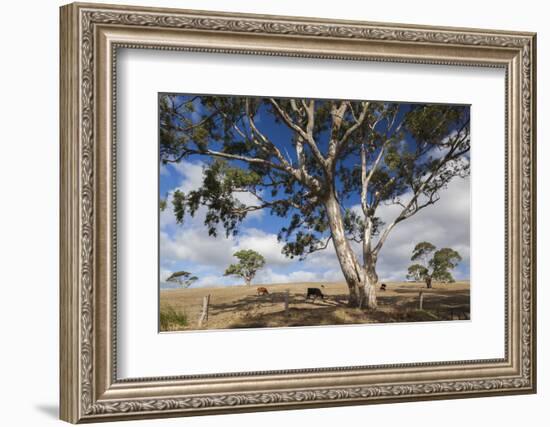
256 287 269 296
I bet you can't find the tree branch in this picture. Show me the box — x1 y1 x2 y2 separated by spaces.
164 147 285 171
269 98 327 168
338 102 370 148
304 235 334 256
234 187 302 211
373 125 470 255
245 101 294 172
361 139 389 216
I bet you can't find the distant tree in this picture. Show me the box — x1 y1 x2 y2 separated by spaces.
165 270 198 288
407 242 462 288
161 94 470 308
224 249 266 286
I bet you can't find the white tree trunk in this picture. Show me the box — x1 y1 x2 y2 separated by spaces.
324 194 365 307
324 193 381 309
362 262 378 309
360 214 379 310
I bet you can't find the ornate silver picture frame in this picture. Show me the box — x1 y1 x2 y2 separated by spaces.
60 2 536 423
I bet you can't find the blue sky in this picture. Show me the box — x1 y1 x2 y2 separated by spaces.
159 96 470 289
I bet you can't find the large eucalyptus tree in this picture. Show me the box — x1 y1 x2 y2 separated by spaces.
160 94 470 309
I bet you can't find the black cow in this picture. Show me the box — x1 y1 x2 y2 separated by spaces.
380 283 387 291
306 287 324 301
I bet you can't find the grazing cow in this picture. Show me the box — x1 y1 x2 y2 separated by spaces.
380 283 387 291
256 286 269 296
306 287 324 301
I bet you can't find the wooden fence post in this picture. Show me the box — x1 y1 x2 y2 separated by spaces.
418 291 424 310
198 294 210 328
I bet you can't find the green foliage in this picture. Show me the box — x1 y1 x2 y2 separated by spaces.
407 242 462 284
411 241 437 265
166 271 198 288
224 249 266 285
407 264 430 281
432 269 455 283
404 105 463 145
160 305 188 331
431 248 462 282
171 160 264 237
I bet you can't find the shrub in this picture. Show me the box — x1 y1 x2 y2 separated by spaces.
160 305 188 331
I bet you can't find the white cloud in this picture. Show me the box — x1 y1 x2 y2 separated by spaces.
160 228 234 268
374 176 470 281
232 228 291 266
160 226 292 273
170 160 205 193
255 268 330 285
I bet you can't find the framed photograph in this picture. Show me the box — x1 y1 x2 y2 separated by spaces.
60 2 536 423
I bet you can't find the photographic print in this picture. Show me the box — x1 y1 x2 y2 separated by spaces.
159 94 471 332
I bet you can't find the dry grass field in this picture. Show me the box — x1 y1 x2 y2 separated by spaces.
159 280 470 332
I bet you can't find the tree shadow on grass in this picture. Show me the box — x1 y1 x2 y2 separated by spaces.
228 302 469 329
208 291 348 315
377 291 470 315
206 288 470 328
230 306 365 329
